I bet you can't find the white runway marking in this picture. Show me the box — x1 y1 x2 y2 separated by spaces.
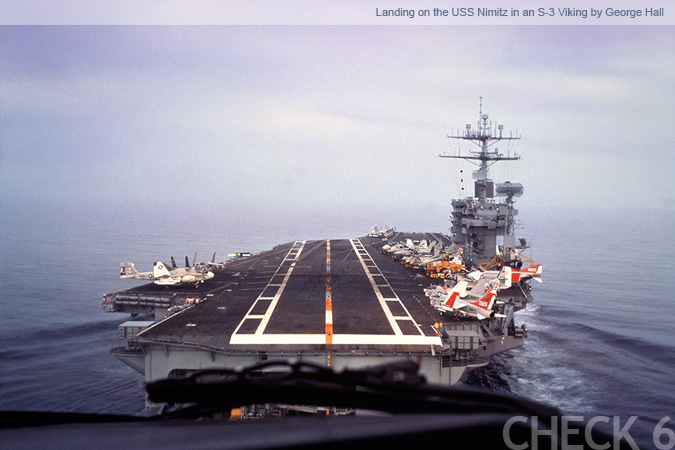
228 238 441 348
349 239 425 337
229 333 441 346
230 240 306 341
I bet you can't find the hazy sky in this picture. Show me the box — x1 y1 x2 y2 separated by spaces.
1 24 673 224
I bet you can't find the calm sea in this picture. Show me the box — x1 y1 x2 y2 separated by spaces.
1 200 673 447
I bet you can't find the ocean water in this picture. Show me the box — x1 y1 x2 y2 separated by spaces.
1 201 673 448
465 207 675 447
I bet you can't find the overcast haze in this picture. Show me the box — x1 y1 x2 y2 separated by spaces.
1 26 674 231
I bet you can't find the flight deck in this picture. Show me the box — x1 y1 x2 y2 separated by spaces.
145 234 444 350
105 231 528 390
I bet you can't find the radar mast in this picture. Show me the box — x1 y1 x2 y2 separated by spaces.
440 97 520 200
441 99 525 269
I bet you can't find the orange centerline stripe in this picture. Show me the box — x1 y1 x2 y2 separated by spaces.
325 240 333 346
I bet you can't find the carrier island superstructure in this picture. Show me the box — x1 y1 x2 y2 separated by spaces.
102 104 540 408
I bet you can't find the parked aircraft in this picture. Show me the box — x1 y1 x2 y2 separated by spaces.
510 264 543 283
200 251 227 269
425 279 505 320
369 225 395 238
152 261 214 286
120 259 214 287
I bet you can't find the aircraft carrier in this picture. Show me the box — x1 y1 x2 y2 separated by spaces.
102 102 539 410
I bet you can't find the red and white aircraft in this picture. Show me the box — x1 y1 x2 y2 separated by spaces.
465 264 542 288
426 280 504 320
509 264 542 283
424 264 542 320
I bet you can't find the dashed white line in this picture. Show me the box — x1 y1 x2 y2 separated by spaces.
230 240 307 340
349 239 425 337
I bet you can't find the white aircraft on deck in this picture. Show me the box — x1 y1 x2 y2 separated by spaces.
120 259 214 287
369 225 396 238
426 279 504 320
199 252 227 269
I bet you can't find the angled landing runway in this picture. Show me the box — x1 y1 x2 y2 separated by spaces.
134 233 452 352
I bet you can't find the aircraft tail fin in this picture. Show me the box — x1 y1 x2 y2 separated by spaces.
470 283 499 311
211 251 217 263
171 256 178 268
444 280 468 308
153 262 172 278
185 255 190 268
120 262 138 277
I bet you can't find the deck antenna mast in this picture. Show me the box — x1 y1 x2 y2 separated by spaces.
439 99 524 268
439 97 520 200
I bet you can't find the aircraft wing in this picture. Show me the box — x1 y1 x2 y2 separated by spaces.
122 273 153 280
463 279 489 299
